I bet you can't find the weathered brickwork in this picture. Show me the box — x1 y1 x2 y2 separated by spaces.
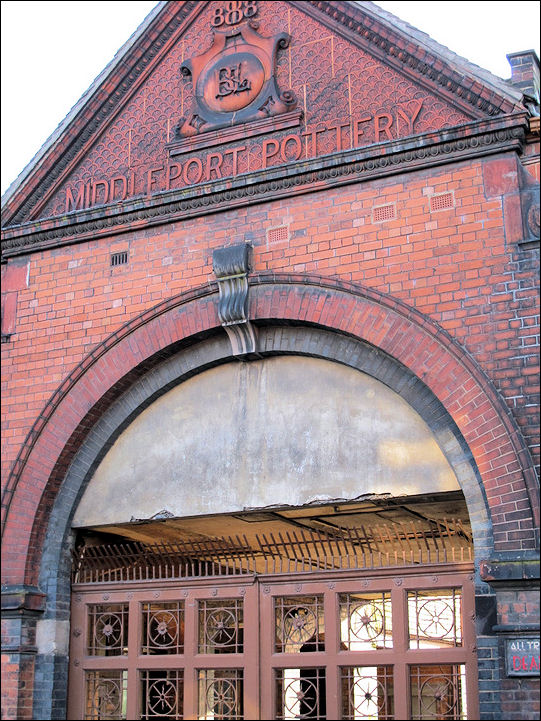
3 157 539 481
1 1 539 719
1 616 37 720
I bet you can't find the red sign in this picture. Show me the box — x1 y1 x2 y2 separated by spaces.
506 638 540 677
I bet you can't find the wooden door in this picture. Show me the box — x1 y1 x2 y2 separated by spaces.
68 567 478 719
258 570 478 720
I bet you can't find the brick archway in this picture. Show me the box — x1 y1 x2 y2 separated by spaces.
2 274 538 591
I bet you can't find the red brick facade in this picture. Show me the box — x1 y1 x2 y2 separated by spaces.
2 2 539 719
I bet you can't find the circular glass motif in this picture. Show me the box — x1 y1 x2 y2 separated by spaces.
417 599 455 639
205 609 237 647
351 677 387 715
284 678 318 715
149 610 178 647
200 51 265 113
206 679 238 715
148 680 177 715
95 613 122 648
94 680 121 716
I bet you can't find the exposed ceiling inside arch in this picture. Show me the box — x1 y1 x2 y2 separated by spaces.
74 490 472 580
81 489 471 544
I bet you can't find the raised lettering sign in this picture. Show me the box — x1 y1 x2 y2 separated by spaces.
64 101 424 213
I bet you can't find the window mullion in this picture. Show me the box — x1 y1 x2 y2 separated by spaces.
391 585 410 720
126 598 140 720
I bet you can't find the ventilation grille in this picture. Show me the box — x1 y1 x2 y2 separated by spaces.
267 225 289 244
430 192 454 212
373 204 396 223
110 251 128 267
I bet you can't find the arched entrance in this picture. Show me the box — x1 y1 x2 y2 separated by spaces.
5 277 535 719
66 350 479 719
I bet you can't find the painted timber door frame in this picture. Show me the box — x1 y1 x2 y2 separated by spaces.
68 564 478 720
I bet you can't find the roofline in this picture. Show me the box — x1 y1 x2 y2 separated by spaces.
1 1 533 219
354 1 525 104
1 2 165 210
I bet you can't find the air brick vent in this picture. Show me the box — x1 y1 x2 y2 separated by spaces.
110 251 128 267
430 192 455 212
267 225 289 244
372 204 396 222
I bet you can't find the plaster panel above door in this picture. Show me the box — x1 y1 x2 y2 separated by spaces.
73 356 459 527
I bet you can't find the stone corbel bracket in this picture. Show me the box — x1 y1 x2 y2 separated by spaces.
212 243 258 357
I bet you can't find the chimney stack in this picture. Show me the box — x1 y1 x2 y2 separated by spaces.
506 50 540 102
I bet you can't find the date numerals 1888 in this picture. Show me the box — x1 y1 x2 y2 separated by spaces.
212 1 258 28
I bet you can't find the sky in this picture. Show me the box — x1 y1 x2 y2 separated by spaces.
1 0 540 196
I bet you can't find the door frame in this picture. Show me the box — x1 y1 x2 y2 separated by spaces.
69 563 478 720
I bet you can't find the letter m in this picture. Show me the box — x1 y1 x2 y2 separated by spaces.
65 184 85 212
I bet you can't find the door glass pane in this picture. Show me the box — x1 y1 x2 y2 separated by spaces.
198 669 244 720
275 595 325 653
410 665 466 720
85 670 127 720
341 666 394 720
408 589 462 648
142 602 184 654
275 668 326 719
87 604 129 656
140 670 183 719
340 593 393 650
198 599 243 653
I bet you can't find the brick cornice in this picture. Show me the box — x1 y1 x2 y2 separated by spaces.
1 114 528 259
1 585 46 619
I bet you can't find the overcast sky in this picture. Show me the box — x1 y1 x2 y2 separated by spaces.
2 1 540 196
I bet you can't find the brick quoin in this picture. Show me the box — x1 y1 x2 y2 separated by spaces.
1 276 538 587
